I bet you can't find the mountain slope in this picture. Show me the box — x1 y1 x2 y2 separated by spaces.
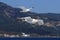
0 2 60 35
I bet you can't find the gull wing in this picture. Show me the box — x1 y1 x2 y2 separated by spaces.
20 6 26 10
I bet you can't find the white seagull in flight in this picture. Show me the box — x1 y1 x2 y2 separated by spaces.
21 33 30 37
20 6 34 12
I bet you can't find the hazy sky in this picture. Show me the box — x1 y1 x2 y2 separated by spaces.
0 0 60 13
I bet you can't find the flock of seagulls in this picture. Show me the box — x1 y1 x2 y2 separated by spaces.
1 33 30 37
17 16 44 25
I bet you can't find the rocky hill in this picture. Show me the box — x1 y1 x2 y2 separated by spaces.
0 2 60 36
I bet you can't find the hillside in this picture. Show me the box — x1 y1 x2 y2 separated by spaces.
0 2 60 37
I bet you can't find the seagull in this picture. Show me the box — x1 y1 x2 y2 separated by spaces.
20 6 34 12
21 33 30 37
